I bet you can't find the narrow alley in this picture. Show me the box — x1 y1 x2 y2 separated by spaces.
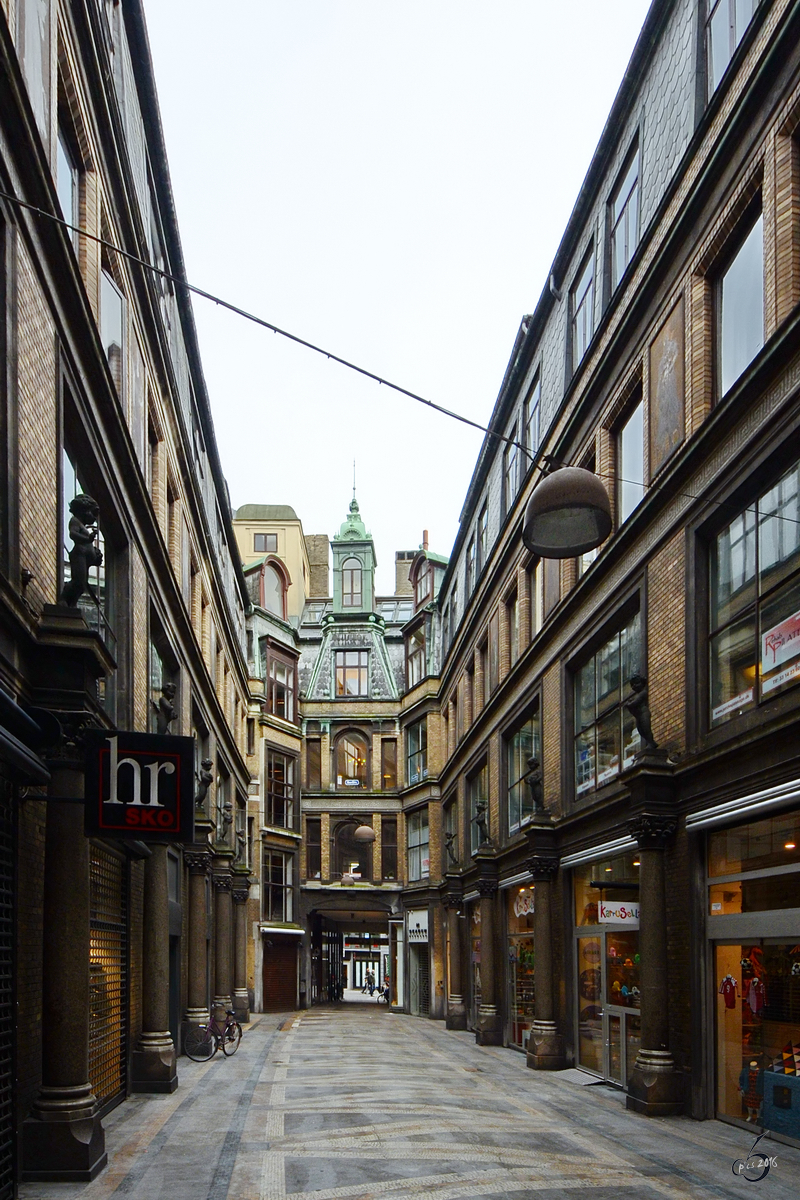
19 1008 800 1200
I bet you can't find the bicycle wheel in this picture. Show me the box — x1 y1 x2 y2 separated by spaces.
184 1024 217 1061
221 1021 242 1056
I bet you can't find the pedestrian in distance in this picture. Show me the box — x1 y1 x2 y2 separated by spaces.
365 969 376 996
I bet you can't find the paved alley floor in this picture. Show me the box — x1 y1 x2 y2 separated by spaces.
20 1005 800 1200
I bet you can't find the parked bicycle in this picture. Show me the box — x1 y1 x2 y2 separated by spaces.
184 1008 242 1061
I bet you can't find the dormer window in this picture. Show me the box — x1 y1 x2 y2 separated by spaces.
415 560 432 608
342 557 362 607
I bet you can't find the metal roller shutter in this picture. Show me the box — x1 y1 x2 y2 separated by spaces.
262 942 297 1011
89 845 128 1112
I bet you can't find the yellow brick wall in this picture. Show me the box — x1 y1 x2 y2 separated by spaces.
541 663 562 817
647 530 686 755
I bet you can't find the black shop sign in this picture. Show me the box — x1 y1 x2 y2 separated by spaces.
84 730 195 842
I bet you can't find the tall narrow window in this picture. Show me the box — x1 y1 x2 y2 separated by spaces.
57 127 78 244
524 376 541 461
100 267 124 394
610 146 639 290
466 536 476 595
506 590 519 667
306 818 321 879
267 652 295 721
507 714 540 835
407 718 428 785
450 585 458 647
528 559 543 641
262 563 286 618
571 252 595 371
719 212 764 398
414 560 432 608
488 609 500 694
342 557 362 607
406 624 426 687
266 751 294 828
62 448 115 662
477 504 488 573
574 611 642 797
336 733 368 789
503 425 519 515
262 849 292 921
707 0 759 96
444 800 459 868
407 808 430 882
381 818 398 880
381 739 397 790
618 398 645 525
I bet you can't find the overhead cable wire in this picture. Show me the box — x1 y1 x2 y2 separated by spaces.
4 187 799 529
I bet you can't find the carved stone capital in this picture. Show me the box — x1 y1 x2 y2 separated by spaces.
184 851 212 876
476 876 498 899
232 888 249 905
526 854 559 882
212 874 233 893
44 710 99 765
628 813 677 849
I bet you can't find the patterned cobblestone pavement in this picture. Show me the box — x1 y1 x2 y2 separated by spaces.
20 1005 800 1200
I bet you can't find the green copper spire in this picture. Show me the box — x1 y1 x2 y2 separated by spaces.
334 494 368 541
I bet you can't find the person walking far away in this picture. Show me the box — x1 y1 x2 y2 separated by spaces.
365 969 375 996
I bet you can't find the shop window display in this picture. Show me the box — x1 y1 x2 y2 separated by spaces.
507 887 535 1049
469 903 481 1030
573 852 641 1084
715 942 800 1138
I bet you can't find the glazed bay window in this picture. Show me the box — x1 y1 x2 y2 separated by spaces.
707 0 759 96
719 211 763 397
266 750 294 828
469 764 489 853
507 712 540 835
335 649 369 696
610 145 639 290
575 611 642 796
407 808 430 882
407 717 428 785
710 457 800 724
571 251 595 371
618 398 645 525
262 849 293 922
407 625 426 687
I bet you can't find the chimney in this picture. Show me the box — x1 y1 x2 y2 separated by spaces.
422 529 429 551
305 535 330 597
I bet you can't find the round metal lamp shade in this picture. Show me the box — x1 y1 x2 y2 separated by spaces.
353 824 376 843
522 466 612 558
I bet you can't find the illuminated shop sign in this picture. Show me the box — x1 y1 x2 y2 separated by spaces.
84 731 195 842
599 899 640 927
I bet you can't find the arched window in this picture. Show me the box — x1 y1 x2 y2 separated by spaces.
333 819 372 881
336 732 368 789
342 557 362 608
262 562 286 618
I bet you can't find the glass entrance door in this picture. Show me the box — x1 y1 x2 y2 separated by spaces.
575 926 641 1085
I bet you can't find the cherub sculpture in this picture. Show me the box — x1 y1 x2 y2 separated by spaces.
152 682 178 735
194 758 214 810
61 494 103 607
625 674 658 752
473 800 489 846
525 755 544 814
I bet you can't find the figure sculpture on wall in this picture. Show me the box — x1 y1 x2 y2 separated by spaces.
473 800 490 846
216 800 234 842
625 674 658 753
61 494 103 608
194 757 214 810
525 755 544 814
444 831 459 866
152 681 178 735
234 829 247 865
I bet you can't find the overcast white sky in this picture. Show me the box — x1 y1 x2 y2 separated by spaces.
143 1 652 594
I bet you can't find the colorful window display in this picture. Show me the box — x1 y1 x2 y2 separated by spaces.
469 902 481 1030
573 851 641 1083
715 942 800 1138
506 887 535 1049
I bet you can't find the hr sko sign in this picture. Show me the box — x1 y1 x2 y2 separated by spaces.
84 731 195 842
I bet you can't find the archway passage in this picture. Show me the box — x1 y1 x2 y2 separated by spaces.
309 906 392 1005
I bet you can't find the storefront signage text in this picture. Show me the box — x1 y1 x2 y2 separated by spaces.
762 607 800 694
407 909 429 943
84 731 195 842
599 899 640 927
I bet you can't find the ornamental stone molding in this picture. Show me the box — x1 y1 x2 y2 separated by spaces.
526 854 559 882
628 813 677 849
184 851 212 876
232 888 249 905
212 875 233 893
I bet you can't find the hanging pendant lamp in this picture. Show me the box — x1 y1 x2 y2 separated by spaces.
522 466 612 558
353 823 376 843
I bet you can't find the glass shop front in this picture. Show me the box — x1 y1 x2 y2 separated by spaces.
708 810 800 1142
573 849 641 1086
506 886 535 1050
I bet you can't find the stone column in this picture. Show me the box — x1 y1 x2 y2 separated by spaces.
213 870 234 1010
443 875 466 1029
131 844 177 1092
232 876 251 1023
184 849 212 1022
473 847 502 1045
624 753 683 1116
22 742 106 1180
526 852 565 1070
